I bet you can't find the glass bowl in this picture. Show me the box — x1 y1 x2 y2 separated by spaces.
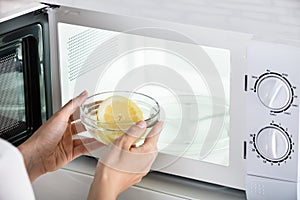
80 91 160 145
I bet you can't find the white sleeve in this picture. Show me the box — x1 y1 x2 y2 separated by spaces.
0 138 35 200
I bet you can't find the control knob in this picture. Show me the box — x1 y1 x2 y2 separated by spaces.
255 72 293 112
254 125 292 162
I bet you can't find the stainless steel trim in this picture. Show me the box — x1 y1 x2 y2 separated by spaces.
47 7 62 113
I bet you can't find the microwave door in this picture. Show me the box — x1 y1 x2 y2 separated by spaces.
0 4 52 145
0 35 41 145
53 5 250 190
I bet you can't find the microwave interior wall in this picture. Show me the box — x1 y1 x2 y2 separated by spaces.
58 22 231 165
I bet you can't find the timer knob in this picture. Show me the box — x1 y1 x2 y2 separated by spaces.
255 73 293 112
255 126 291 162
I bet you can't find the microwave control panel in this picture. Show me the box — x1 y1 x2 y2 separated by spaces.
246 41 300 183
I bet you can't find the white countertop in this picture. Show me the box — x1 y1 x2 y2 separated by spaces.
33 156 246 200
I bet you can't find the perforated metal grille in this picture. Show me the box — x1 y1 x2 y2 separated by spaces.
67 29 119 81
0 51 27 140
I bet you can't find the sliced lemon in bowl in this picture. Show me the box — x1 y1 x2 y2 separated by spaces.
96 95 143 130
81 91 159 145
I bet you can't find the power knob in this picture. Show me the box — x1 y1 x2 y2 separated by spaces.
255 72 293 112
254 125 292 162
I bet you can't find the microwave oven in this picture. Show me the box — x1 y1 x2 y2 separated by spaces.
1 2 300 199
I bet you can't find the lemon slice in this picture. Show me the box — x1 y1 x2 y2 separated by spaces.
97 95 143 130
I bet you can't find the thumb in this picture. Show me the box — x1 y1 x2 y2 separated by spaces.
116 121 147 150
58 91 88 120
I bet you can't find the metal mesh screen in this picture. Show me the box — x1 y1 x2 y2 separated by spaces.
0 52 27 140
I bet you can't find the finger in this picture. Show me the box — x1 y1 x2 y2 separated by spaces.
83 100 103 108
131 121 163 154
59 91 88 120
98 141 157 173
70 100 103 121
143 121 163 145
70 108 80 122
70 120 86 135
73 138 105 158
116 121 147 150
73 137 97 145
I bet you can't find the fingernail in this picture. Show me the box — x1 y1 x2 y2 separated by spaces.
136 121 146 129
77 90 87 98
158 121 164 127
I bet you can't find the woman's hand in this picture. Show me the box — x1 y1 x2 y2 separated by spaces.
88 120 163 200
17 89 163 200
18 91 102 182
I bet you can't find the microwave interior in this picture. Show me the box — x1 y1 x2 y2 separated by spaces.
59 22 230 165
53 5 250 190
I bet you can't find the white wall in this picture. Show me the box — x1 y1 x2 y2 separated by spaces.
42 0 300 45
1 0 299 45
0 0 36 15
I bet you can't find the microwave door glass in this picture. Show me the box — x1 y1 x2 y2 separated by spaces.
0 32 45 145
58 23 230 167
0 44 27 144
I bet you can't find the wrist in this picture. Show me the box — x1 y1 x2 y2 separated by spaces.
18 140 45 182
88 170 118 200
